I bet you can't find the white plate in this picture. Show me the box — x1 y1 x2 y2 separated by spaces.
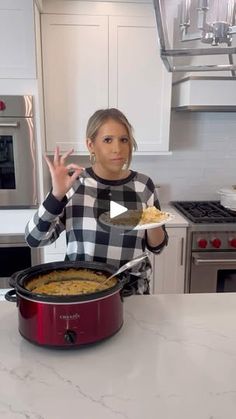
99 211 174 231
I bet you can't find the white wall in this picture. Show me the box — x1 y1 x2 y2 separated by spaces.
132 110 236 204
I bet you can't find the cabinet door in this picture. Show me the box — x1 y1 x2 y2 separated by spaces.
109 16 172 153
41 14 109 153
154 228 186 294
0 0 36 78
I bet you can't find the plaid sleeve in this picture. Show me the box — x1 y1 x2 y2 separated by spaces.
25 192 67 247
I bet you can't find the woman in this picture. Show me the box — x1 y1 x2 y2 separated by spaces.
25 108 168 295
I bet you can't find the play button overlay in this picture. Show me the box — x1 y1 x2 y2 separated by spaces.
95 186 142 232
110 201 128 218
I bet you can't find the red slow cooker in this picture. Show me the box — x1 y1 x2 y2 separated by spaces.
5 261 130 348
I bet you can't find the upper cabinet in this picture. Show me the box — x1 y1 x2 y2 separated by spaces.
0 0 36 79
109 16 172 153
41 14 109 153
41 2 172 154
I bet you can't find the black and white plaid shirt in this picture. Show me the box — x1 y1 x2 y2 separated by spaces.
25 168 168 294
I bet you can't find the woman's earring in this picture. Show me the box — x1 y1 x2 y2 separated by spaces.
90 152 96 165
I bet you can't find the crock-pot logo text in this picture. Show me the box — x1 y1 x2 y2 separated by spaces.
59 313 80 320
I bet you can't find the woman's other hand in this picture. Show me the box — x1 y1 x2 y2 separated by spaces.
44 147 84 201
146 226 166 248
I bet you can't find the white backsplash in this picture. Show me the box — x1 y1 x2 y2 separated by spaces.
44 111 236 206
132 111 236 204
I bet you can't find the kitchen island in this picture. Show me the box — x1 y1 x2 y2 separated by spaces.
1 293 236 419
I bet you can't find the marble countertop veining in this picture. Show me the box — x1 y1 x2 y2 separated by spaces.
0 293 236 419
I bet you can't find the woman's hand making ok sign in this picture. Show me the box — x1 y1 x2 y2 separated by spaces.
44 147 84 201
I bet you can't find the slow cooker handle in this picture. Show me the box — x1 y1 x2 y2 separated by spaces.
119 273 139 298
119 274 130 287
5 289 17 303
9 269 25 288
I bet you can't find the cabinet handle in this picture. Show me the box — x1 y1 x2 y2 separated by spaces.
180 237 184 266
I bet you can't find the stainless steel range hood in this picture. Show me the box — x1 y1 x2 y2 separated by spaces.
153 0 236 73
172 75 236 111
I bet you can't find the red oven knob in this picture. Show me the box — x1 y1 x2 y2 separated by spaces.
198 239 208 249
0 100 6 111
229 238 236 248
211 238 221 249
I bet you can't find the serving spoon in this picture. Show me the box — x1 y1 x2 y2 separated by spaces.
101 251 149 285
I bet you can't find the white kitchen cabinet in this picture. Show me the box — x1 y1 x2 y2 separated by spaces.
0 0 36 79
41 3 172 154
41 14 109 153
153 227 186 294
109 16 172 153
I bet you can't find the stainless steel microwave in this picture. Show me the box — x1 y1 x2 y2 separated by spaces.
0 95 38 208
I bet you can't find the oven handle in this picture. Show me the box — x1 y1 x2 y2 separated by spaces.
0 122 19 128
193 255 236 265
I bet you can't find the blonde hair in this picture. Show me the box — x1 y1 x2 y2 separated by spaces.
86 108 137 167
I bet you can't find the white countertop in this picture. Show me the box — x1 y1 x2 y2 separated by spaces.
0 206 188 235
1 293 236 419
0 209 36 235
162 204 189 227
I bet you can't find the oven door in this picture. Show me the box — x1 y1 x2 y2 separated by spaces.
190 251 236 293
0 118 37 207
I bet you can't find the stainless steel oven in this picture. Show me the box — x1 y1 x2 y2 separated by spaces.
0 235 41 289
172 201 236 293
190 231 236 292
0 95 38 208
